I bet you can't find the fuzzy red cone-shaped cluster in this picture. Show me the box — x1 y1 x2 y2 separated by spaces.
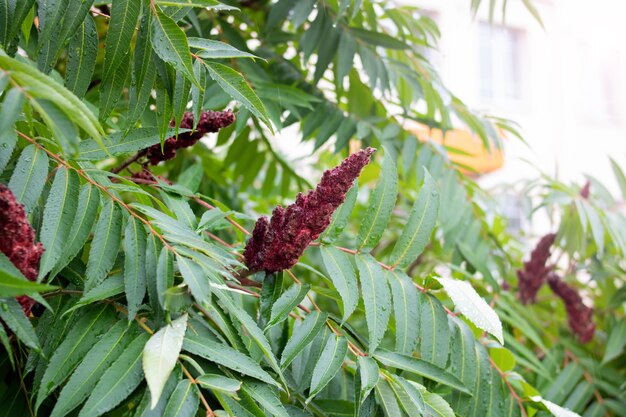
547 273 595 343
516 233 556 304
580 181 591 199
244 147 376 273
0 184 44 315
141 110 235 165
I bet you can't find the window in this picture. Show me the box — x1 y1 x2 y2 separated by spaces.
478 22 523 102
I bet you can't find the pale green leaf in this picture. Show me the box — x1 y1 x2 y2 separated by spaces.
162 379 199 417
243 380 289 417
280 311 327 369
0 298 40 351
386 269 419 355
355 253 391 352
196 374 241 396
320 246 358 322
307 335 348 402
143 314 188 409
85 200 123 291
0 88 23 173
124 217 147 320
0 271 56 297
65 15 97 98
189 38 258 59
8 144 49 214
102 0 140 81
267 283 310 328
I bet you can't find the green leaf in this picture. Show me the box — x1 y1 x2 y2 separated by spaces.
162 379 199 417
436 277 503 344
183 332 279 387
65 15 98 98
390 375 426 416
62 274 125 316
267 283 310 328
188 38 258 59
0 298 40 351
531 397 581 417
0 88 23 173
144 314 188 408
196 374 242 396
357 356 379 406
355 254 391 353
321 183 358 243
124 217 147 320
102 0 140 81
243 380 290 417
280 311 327 369
0 53 104 146
36 305 116 409
336 32 356 81
307 335 348 402
375 378 403 417
8 144 49 214
447 318 478 415
155 0 237 9
50 320 134 417
320 246 358 322
413 382 455 417
176 255 211 305
78 127 187 160
357 150 398 251
374 349 469 394
79 332 150 417
100 52 131 120
418 292 450 369
385 269 419 355
50 183 100 278
38 167 80 279
128 12 157 127
0 271 56 297
157 247 175 309
610 158 626 200
350 27 409 50
151 7 200 88
203 61 272 131
214 289 286 388
603 320 626 363
85 200 123 290
389 169 439 268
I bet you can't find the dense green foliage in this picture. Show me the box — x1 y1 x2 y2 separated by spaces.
0 1 624 416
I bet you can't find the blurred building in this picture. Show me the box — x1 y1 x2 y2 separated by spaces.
404 0 626 193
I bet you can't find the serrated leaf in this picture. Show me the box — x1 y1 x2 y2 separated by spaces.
189 38 258 59
436 277 503 344
267 283 310 328
38 167 79 279
78 127 187 160
320 246 358 322
336 32 356 81
183 332 279 387
357 151 398 251
157 247 175 309
100 52 131 120
386 269 419 355
0 54 104 146
128 12 157 127
355 254 391 352
134 369 181 417
374 349 469 394
321 183 358 244
603 320 626 363
36 305 116 409
214 289 286 388
447 318 478 415
358 356 379 406
0 88 23 173
102 0 140 81
65 15 97 98
50 183 100 278
151 7 200 88
196 374 242 396
391 375 426 416
307 335 348 401
162 379 199 417
145 233 162 313
176 255 211 305
8 144 49 214
85 200 123 291
413 382 455 417
0 271 56 297
351 28 409 49
155 0 237 9
124 217 147 320
0 298 40 351
243 380 290 417
280 311 327 369
375 378 403 417
203 61 272 131
418 292 450 369
144 314 188 408
50 320 134 417
389 169 439 268
62 274 125 316
79 332 150 417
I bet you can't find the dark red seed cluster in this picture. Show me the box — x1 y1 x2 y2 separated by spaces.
141 110 235 165
547 273 595 343
580 181 590 199
516 233 556 304
0 184 44 315
243 147 376 273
